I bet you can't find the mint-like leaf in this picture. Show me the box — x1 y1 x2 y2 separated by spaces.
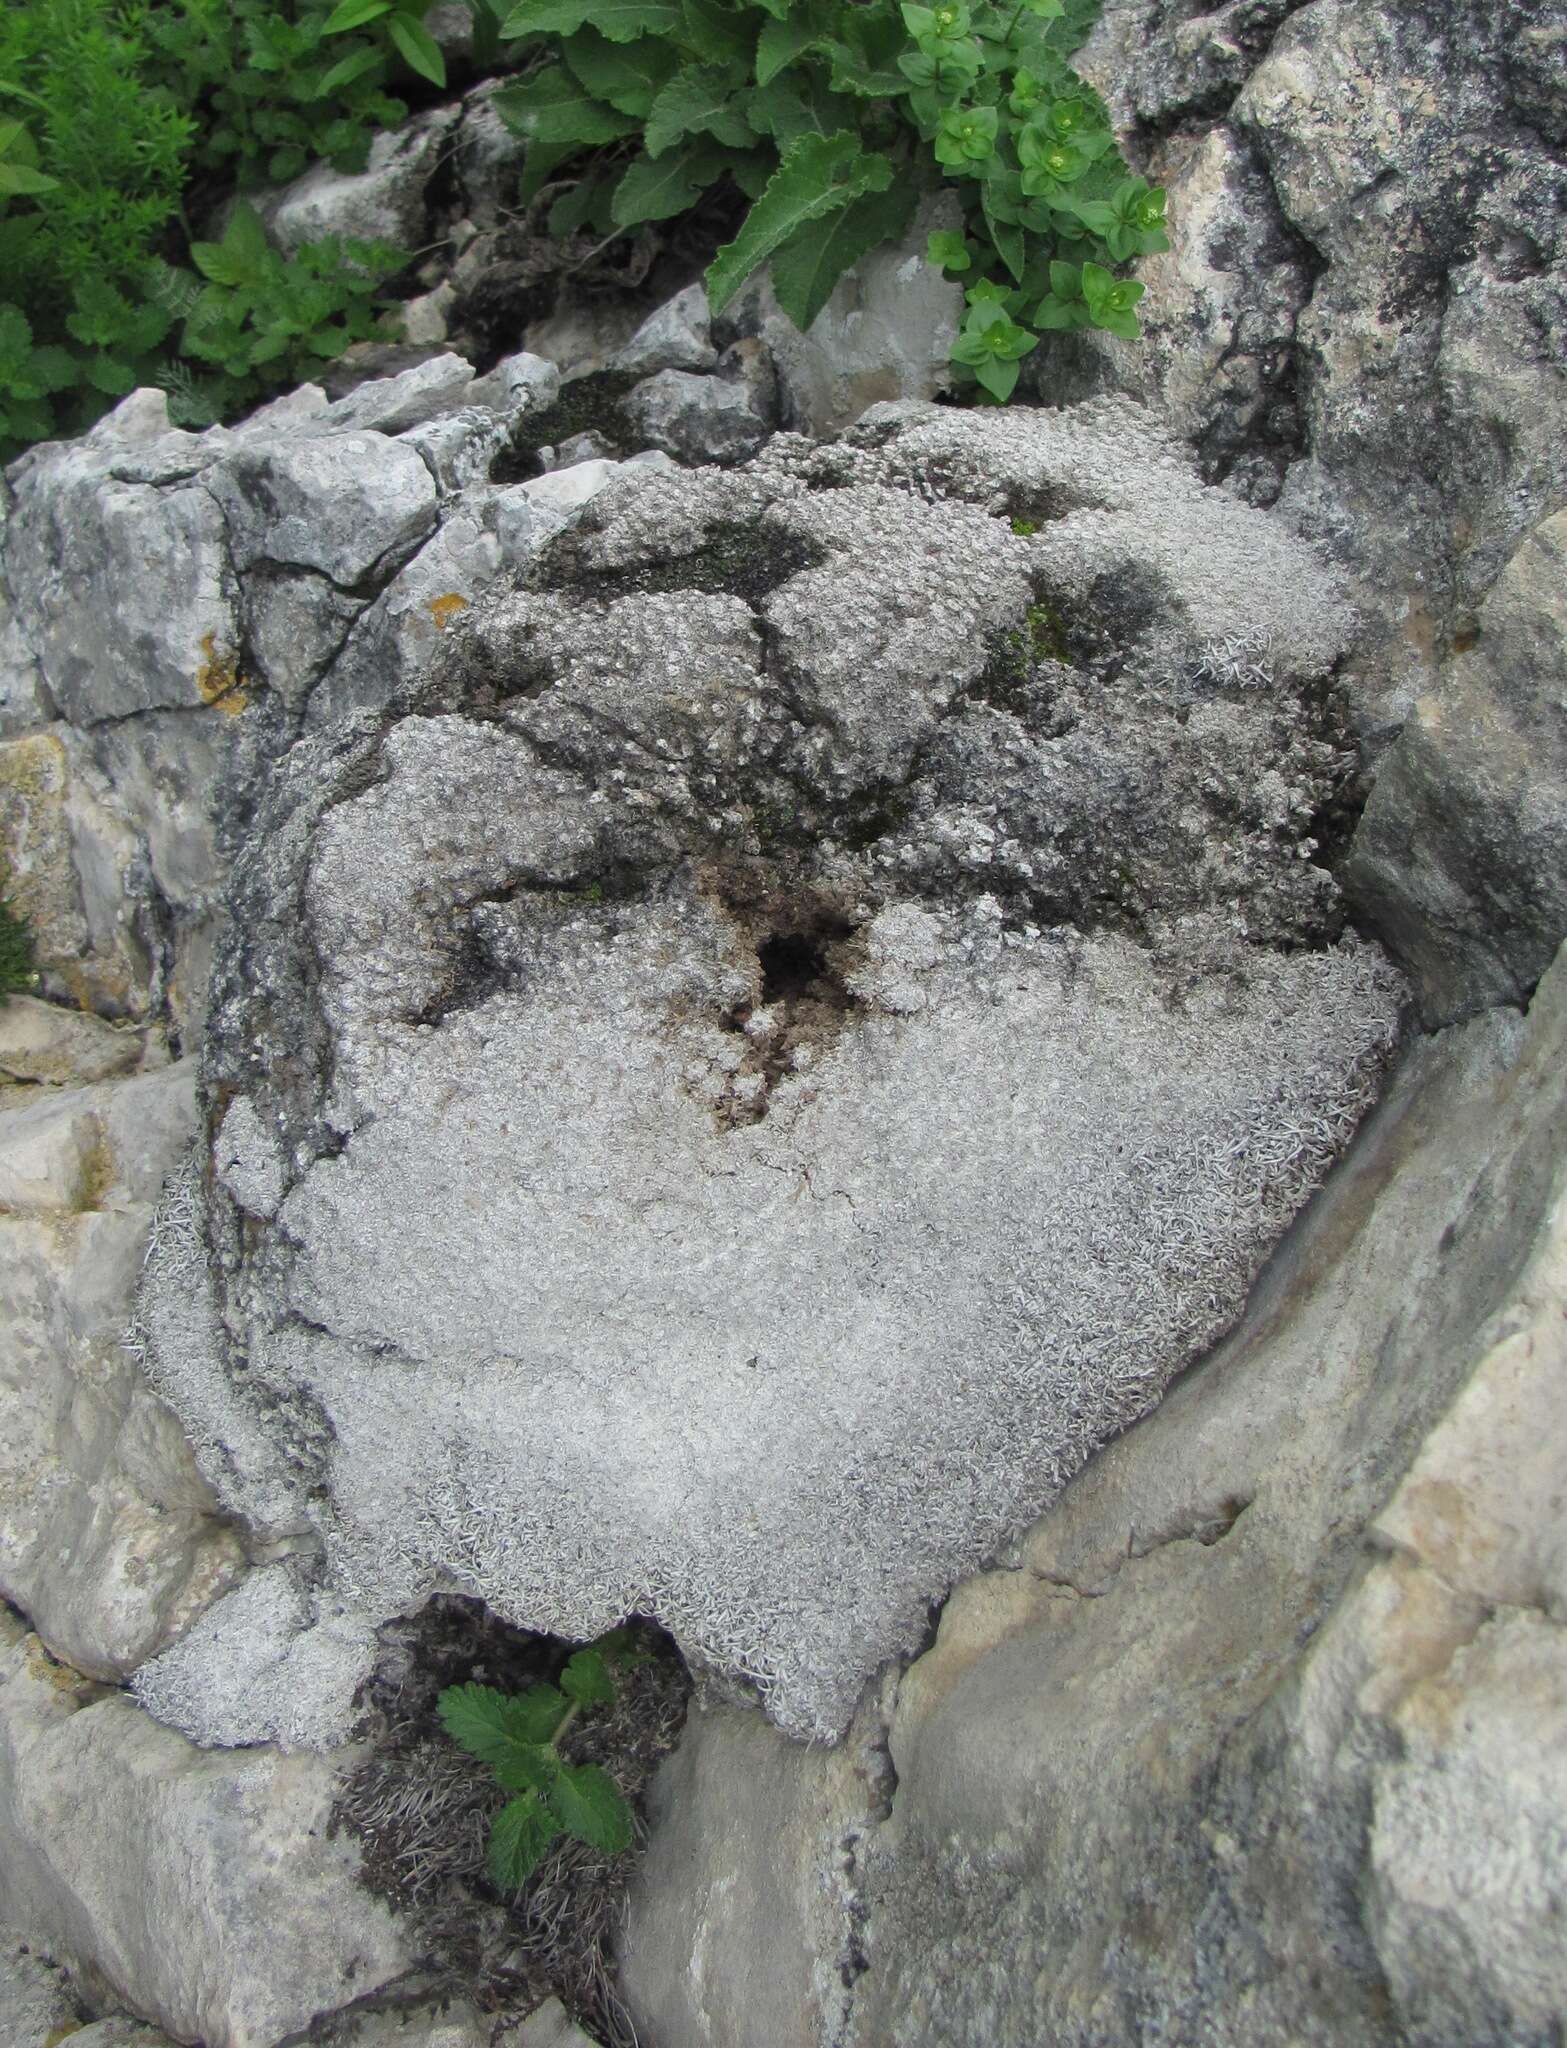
705 129 888 314
487 1792 562 1890
771 179 917 330
436 1681 567 1762
561 1647 617 1707
547 1762 635 1853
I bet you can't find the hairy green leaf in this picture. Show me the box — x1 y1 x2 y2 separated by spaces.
492 1743 565 1795
756 10 826 87
610 139 727 222
436 1681 568 1762
486 1792 561 1890
705 129 886 314
644 60 755 156
491 64 641 144
770 177 916 329
500 0 683 41
561 28 678 115
546 1762 635 1853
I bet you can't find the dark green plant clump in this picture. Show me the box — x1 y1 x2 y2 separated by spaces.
0 882 37 1000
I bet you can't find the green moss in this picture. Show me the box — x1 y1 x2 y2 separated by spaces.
0 880 37 1001
1010 515 1038 537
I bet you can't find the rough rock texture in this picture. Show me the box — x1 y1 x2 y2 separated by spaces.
0 1926 80 2046
0 1013 244 1680
1020 0 1567 1032
0 354 660 1039
618 942 1567 2048
132 400 1402 1752
0 1609 416 2048
1345 507 1567 1023
623 339 779 467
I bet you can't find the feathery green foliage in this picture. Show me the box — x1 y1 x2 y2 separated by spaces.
437 1630 643 1891
493 0 1167 400
0 875 37 1002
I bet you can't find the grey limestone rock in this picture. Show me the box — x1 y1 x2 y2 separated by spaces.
622 339 779 467
134 403 1403 1752
618 940 1567 2048
0 355 664 1037
0 1612 416 2048
610 284 720 379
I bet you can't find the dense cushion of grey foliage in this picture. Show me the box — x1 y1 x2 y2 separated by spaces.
132 402 1403 1747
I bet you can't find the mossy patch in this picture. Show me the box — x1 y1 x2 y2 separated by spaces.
539 520 824 609
0 878 37 1000
489 370 642 486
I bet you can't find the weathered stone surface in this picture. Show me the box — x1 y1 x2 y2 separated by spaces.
315 1994 493 2047
0 1060 244 1680
221 107 458 258
1345 508 1567 1024
133 404 1401 1756
622 339 778 466
611 284 720 379
0 1614 415 2048
0 998 151 1090
0 731 153 1022
0 1925 79 2046
618 943 1567 2048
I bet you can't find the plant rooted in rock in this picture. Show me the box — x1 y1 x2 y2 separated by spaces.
438 1629 642 1889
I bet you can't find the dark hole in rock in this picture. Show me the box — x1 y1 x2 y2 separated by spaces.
489 370 642 485
330 1595 690 2048
537 520 825 609
759 928 835 1003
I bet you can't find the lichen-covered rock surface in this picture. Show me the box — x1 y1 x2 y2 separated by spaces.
133 399 1404 1749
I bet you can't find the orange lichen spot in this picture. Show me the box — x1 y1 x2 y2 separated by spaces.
429 592 470 629
197 632 250 716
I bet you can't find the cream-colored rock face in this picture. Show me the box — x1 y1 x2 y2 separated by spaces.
0 1011 243 1680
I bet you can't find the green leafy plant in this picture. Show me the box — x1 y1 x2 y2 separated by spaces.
176 198 408 409
436 1631 642 1890
490 0 1167 400
0 876 37 1002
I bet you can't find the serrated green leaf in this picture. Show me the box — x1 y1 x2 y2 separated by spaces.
387 13 447 85
322 0 393 32
682 0 756 65
25 345 78 395
745 71 859 146
611 141 727 224
0 305 33 384
770 178 916 330
492 1742 565 1794
491 66 641 145
561 28 678 116
705 130 888 314
561 1647 617 1706
500 0 682 41
486 1792 561 1890
546 1762 634 1853
756 11 824 87
645 61 755 156
437 1681 568 1763
85 352 137 397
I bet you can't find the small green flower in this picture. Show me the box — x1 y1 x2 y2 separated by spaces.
952 298 1037 400
934 102 999 170
926 228 973 273
1080 260 1145 339
1008 67 1044 116
901 0 972 38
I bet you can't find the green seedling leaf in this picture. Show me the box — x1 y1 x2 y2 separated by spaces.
0 163 59 197
561 1647 618 1707
705 129 888 314
492 64 641 144
644 61 756 156
500 0 682 41
547 1762 635 1853
487 1792 561 1890
312 45 387 100
771 178 916 329
437 1681 568 1762
387 12 447 85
